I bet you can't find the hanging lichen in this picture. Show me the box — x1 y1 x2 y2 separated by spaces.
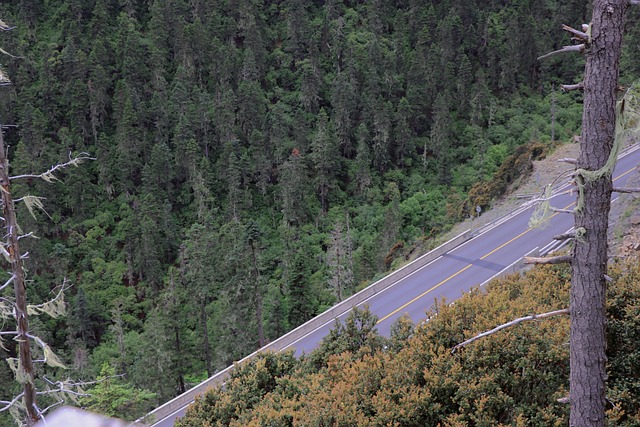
27 288 65 318
528 184 554 229
575 85 640 213
529 84 640 230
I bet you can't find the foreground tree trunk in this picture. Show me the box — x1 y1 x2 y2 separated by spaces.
0 128 39 426
571 1 627 425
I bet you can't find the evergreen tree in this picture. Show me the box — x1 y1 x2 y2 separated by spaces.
430 92 454 185
309 109 339 213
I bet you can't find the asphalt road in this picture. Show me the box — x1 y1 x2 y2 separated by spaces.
149 145 640 427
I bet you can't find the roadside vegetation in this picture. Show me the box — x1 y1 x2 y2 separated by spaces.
177 260 640 426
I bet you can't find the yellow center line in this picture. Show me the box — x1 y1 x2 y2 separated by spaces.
613 166 635 182
376 165 637 324
377 228 531 324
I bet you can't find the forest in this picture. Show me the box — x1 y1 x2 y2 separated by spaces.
0 0 639 423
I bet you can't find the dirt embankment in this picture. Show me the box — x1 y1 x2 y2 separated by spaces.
442 141 640 259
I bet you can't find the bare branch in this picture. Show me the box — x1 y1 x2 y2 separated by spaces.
25 334 66 368
0 274 15 292
17 232 37 240
0 19 16 31
562 24 589 41
558 157 578 164
550 206 575 214
36 397 64 418
538 44 585 61
451 308 570 353
561 82 584 91
0 392 24 413
0 47 22 59
524 255 572 265
10 153 95 182
554 232 576 241
612 187 640 193
43 374 124 387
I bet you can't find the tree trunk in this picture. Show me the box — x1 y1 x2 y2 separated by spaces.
0 128 39 426
249 241 265 348
571 2 627 426
200 299 212 376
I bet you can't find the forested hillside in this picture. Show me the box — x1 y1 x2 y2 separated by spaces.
0 0 639 421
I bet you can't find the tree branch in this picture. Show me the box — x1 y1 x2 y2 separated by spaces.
554 232 576 241
0 274 15 292
561 83 584 91
0 19 16 31
36 398 63 419
538 44 585 61
562 24 589 41
612 187 640 193
524 255 572 265
558 158 578 164
550 206 575 214
10 153 95 182
451 308 570 353
0 392 25 413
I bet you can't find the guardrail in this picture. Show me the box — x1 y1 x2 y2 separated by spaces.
137 228 474 426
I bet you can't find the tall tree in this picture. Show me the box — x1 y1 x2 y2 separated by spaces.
0 129 38 425
309 109 338 213
569 2 628 425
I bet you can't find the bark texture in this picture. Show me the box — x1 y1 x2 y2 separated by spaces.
0 128 39 425
571 1 627 426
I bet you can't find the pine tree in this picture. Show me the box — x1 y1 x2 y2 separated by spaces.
309 109 339 213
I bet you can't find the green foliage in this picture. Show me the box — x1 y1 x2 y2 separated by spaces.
81 363 157 421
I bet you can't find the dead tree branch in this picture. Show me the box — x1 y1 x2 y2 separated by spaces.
0 274 15 292
561 82 585 91
612 187 640 193
538 44 585 61
0 392 25 413
551 206 575 214
452 308 570 353
558 157 578 164
524 255 572 265
554 231 576 241
10 153 95 182
562 24 590 41
0 19 16 31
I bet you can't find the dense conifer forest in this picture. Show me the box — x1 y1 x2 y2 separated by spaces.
0 0 639 422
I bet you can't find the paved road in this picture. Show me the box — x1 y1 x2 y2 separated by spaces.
149 146 640 427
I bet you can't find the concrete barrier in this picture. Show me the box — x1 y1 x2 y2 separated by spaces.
137 229 473 426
